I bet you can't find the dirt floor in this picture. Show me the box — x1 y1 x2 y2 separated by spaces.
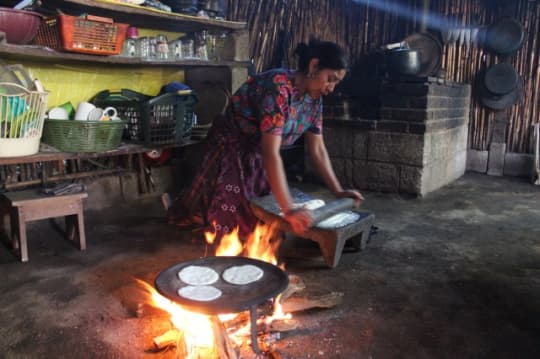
1 172 539 359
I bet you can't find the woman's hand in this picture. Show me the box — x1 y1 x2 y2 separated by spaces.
284 207 313 235
335 189 365 208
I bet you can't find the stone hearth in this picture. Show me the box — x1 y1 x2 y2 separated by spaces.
318 80 471 196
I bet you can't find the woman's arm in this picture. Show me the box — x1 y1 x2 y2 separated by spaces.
261 132 312 233
305 132 365 203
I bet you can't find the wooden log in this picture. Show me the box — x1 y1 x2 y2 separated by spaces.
267 318 299 332
211 317 238 359
153 329 179 349
280 292 344 313
280 274 306 302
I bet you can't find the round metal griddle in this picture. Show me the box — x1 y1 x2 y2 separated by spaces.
155 256 289 316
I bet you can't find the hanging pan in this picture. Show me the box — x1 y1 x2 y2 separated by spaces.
484 17 525 56
476 63 524 110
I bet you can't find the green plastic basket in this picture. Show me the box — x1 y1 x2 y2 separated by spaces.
42 119 126 152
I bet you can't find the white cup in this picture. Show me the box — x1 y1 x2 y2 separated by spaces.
48 107 69 120
75 101 96 121
88 106 118 121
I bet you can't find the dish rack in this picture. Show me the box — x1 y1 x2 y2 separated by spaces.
0 82 48 157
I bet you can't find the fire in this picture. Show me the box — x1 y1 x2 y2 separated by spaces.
136 279 215 352
206 221 282 266
139 221 290 357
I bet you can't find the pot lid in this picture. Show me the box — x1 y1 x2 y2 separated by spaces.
403 32 443 77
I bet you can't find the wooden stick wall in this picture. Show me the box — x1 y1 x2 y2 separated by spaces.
227 0 540 153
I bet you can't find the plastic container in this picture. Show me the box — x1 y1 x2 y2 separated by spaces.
0 82 49 157
142 92 198 146
91 89 197 146
91 89 151 142
0 7 42 45
42 119 126 152
33 14 129 55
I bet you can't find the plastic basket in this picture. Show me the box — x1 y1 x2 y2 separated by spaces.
91 89 151 142
142 92 198 146
42 119 126 153
0 82 48 157
33 14 129 55
91 89 198 146
32 16 62 50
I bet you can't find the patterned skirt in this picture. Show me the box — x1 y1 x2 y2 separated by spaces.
167 115 270 241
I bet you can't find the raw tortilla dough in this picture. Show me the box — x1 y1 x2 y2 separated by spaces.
178 285 222 301
317 211 361 228
178 265 219 285
222 264 264 285
281 199 326 215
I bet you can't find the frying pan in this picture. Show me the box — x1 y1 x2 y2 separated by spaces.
485 17 525 56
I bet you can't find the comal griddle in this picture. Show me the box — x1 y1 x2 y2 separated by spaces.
155 256 289 352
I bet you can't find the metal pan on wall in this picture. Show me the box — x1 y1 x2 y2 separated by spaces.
403 32 443 77
485 17 525 56
476 64 524 110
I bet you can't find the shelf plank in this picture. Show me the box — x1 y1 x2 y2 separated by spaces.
0 43 250 68
0 140 200 165
39 0 246 32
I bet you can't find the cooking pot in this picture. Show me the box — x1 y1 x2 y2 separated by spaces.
385 48 420 76
403 32 443 77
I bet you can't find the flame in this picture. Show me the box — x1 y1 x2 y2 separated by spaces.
140 222 291 356
208 222 283 266
136 279 215 351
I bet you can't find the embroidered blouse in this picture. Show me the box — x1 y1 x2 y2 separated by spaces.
230 68 323 146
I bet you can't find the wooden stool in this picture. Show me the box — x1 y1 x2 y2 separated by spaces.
1 189 88 262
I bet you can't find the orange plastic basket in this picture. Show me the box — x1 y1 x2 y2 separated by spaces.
58 14 129 55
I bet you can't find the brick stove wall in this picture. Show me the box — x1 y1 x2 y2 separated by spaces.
316 81 471 196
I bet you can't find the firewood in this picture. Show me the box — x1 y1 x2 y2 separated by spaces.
153 329 179 349
280 292 344 313
211 317 238 359
267 318 299 332
280 274 306 302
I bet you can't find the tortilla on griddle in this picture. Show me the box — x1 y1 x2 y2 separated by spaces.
178 285 222 301
178 265 219 285
222 264 264 285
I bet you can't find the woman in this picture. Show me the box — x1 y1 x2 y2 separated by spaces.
168 38 364 239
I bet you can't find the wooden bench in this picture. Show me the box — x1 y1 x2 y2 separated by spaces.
1 189 87 262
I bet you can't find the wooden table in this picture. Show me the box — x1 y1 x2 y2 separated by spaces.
1 189 88 262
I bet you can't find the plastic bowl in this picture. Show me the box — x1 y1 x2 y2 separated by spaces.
0 7 43 45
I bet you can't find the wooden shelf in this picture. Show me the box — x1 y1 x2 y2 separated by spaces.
38 0 246 33
0 43 250 68
0 140 200 165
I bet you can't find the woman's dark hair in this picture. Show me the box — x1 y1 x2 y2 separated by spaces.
294 37 348 74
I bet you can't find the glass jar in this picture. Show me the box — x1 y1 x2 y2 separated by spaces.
180 36 195 59
156 34 169 61
169 38 183 59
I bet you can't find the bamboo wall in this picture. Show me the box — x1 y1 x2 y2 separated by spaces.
227 0 540 154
